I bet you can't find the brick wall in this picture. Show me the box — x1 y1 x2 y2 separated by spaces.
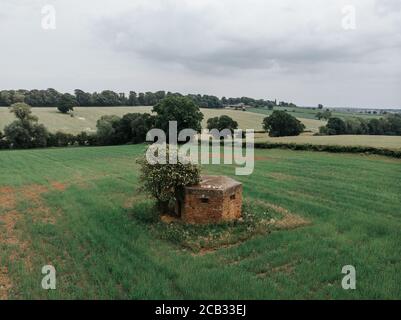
183 184 242 224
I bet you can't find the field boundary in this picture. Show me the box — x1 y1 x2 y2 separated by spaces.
249 142 401 158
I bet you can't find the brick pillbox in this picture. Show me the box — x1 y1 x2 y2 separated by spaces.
182 175 243 224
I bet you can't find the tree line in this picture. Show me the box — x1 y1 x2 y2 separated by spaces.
0 97 204 149
0 88 283 110
319 115 401 136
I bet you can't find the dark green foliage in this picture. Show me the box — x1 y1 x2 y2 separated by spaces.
95 115 122 145
207 115 239 134
0 130 9 149
115 113 156 144
94 113 156 145
0 88 291 109
320 114 401 136
252 142 401 158
263 110 305 137
315 110 332 120
47 132 76 147
74 89 93 106
153 96 204 139
137 144 201 216
324 117 347 135
4 103 49 148
57 93 77 113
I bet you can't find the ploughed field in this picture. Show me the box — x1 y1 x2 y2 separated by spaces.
0 145 400 299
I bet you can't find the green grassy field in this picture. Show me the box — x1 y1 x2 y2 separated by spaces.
0 106 325 134
249 107 383 121
254 134 401 150
1 145 400 299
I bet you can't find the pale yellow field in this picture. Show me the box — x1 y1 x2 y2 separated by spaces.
254 133 401 150
2 106 399 149
0 106 325 133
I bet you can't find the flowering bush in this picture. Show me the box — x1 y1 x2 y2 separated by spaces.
137 144 201 216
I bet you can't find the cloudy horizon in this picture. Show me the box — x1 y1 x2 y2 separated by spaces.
0 0 400 109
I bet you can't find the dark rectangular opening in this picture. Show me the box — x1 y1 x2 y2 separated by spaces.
230 194 236 200
200 198 209 204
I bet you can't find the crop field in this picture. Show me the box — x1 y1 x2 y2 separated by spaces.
1 144 400 299
0 106 325 134
254 134 401 150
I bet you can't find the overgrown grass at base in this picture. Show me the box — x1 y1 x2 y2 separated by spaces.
130 199 297 253
0 145 400 299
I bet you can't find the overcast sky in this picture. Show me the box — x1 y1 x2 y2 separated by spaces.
0 0 400 108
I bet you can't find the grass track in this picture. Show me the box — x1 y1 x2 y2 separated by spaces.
0 145 400 299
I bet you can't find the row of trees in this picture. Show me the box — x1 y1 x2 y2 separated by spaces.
0 97 206 149
320 115 401 136
0 101 311 150
0 88 290 110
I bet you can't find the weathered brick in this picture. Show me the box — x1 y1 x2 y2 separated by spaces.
182 175 242 224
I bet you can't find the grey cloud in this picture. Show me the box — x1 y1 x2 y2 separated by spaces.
375 0 401 14
95 1 399 74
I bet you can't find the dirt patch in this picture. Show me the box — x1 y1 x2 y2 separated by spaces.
27 206 57 224
0 187 16 211
0 209 25 299
266 203 310 230
0 210 22 245
51 181 67 192
160 215 181 224
20 185 49 205
252 200 311 230
0 267 12 300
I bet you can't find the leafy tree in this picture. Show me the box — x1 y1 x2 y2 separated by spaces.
315 110 332 120
47 132 76 147
0 130 9 149
57 93 76 113
129 113 156 143
386 114 401 135
153 96 204 141
207 115 238 135
115 113 156 144
128 91 138 106
9 103 38 122
75 89 93 106
137 144 200 216
325 117 347 135
95 115 121 145
4 103 48 148
318 104 324 109
262 111 305 137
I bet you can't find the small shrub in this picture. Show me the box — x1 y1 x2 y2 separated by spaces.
137 144 201 216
